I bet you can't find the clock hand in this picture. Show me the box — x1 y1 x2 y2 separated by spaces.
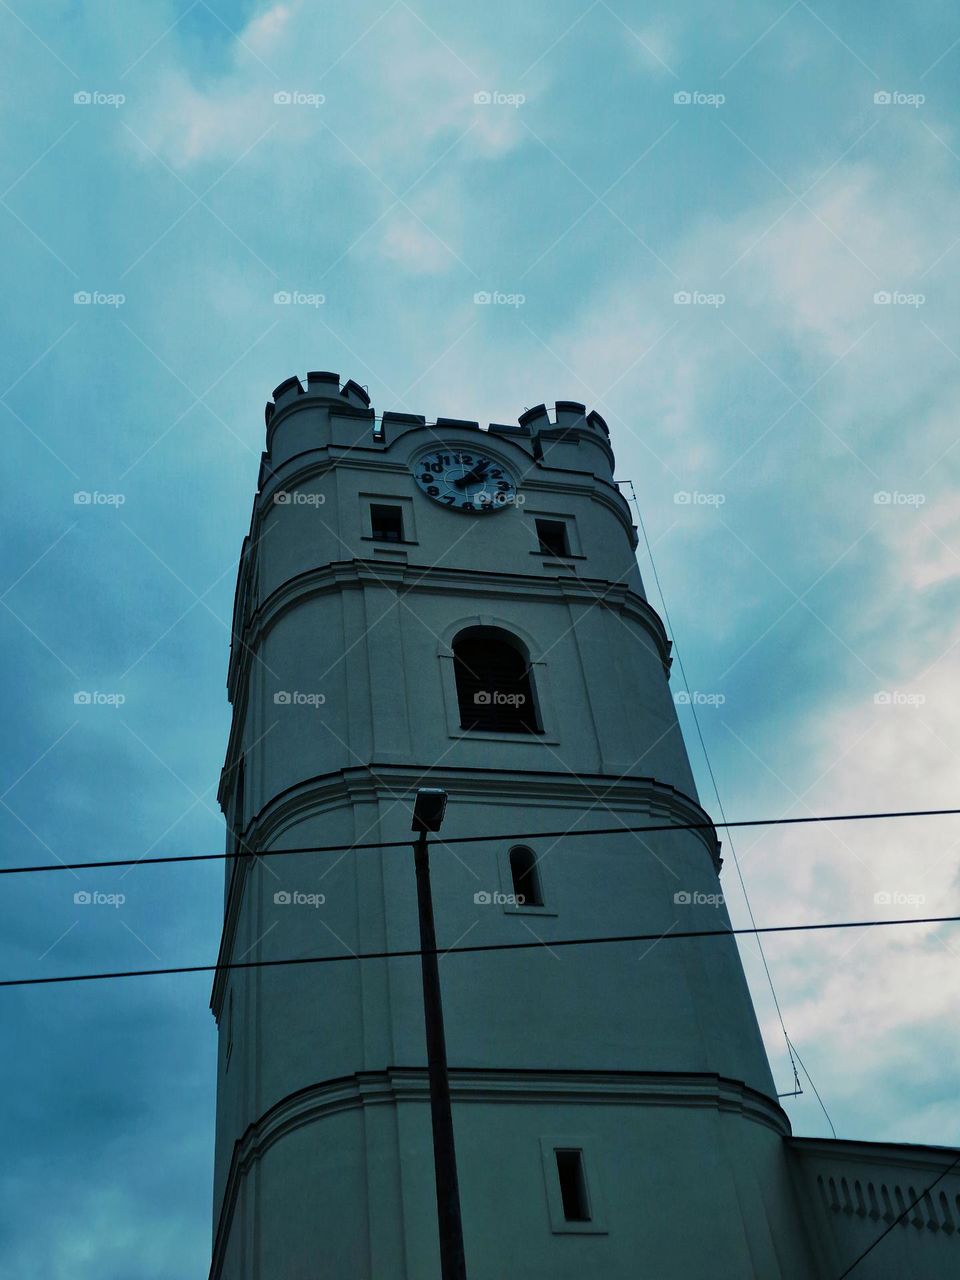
454 464 490 490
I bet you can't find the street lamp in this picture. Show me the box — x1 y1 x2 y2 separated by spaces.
411 787 467 1280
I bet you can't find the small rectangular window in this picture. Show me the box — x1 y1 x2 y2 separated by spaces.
556 1149 591 1222
371 504 404 542
536 519 569 557
225 988 234 1071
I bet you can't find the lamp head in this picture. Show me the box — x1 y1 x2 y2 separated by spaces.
412 787 448 833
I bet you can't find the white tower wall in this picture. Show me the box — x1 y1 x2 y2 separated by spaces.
210 374 820 1279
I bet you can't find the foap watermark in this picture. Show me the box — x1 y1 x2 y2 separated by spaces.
474 290 525 307
474 90 526 107
273 90 325 107
473 489 525 508
874 690 925 707
74 290 126 307
274 290 325 307
74 890 125 907
74 90 125 108
273 490 325 506
873 490 925 507
674 690 725 707
874 290 925 308
674 890 724 907
674 290 725 308
874 90 925 108
474 691 525 707
274 691 326 708
674 90 725 108
474 890 525 906
674 490 725 506
274 890 326 907
74 490 125 506
74 691 125 707
874 890 925 906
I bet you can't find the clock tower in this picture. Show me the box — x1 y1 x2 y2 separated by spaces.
209 371 820 1278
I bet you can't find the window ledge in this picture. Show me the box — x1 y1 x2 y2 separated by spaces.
529 551 586 561
450 727 560 745
503 905 558 918
361 536 419 546
548 1222 609 1237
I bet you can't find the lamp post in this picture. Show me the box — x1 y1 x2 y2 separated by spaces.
411 787 467 1280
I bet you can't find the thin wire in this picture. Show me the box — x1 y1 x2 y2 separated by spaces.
625 479 807 1105
2 912 955 989
2 806 960 878
787 1036 836 1139
837 1151 960 1277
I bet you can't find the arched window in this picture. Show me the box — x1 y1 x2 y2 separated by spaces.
453 628 540 733
509 846 543 906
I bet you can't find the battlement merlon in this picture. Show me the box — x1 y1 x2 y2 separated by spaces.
263 375 618 480
264 373 377 466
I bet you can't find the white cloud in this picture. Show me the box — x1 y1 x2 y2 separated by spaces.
378 212 457 274
127 2 532 175
243 2 296 53
513 127 960 1142
894 495 960 591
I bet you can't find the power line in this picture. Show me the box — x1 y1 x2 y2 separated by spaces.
2 805 959 878
625 476 807 1105
3 912 956 990
837 1150 960 1277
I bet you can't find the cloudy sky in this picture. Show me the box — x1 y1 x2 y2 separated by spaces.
1 0 959 1274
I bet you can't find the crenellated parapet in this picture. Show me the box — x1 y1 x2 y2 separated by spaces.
517 400 615 480
263 371 376 469
262 377 619 486
264 371 372 426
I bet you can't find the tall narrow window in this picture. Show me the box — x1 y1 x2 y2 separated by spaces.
556 1149 591 1222
225 987 234 1071
536 518 569 557
453 628 540 733
509 846 543 907
233 758 245 855
371 504 404 542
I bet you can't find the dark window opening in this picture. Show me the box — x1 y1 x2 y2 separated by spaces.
556 1149 591 1222
371 504 404 542
536 519 569 557
453 629 540 733
509 846 543 906
225 987 234 1071
233 758 245 854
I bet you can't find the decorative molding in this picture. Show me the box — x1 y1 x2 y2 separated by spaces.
209 1068 789 1278
266 395 374 452
208 764 720 1017
224 560 670 707
250 440 630 549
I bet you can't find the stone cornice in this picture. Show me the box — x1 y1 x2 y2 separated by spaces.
225 560 668 706
788 1135 960 1172
209 1067 789 1279
256 445 632 519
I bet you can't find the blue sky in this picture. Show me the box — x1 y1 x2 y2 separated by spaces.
1 0 959 1274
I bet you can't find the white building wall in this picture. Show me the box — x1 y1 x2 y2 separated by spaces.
211 374 824 1278
788 1139 960 1277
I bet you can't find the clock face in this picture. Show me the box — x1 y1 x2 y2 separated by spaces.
412 447 518 513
